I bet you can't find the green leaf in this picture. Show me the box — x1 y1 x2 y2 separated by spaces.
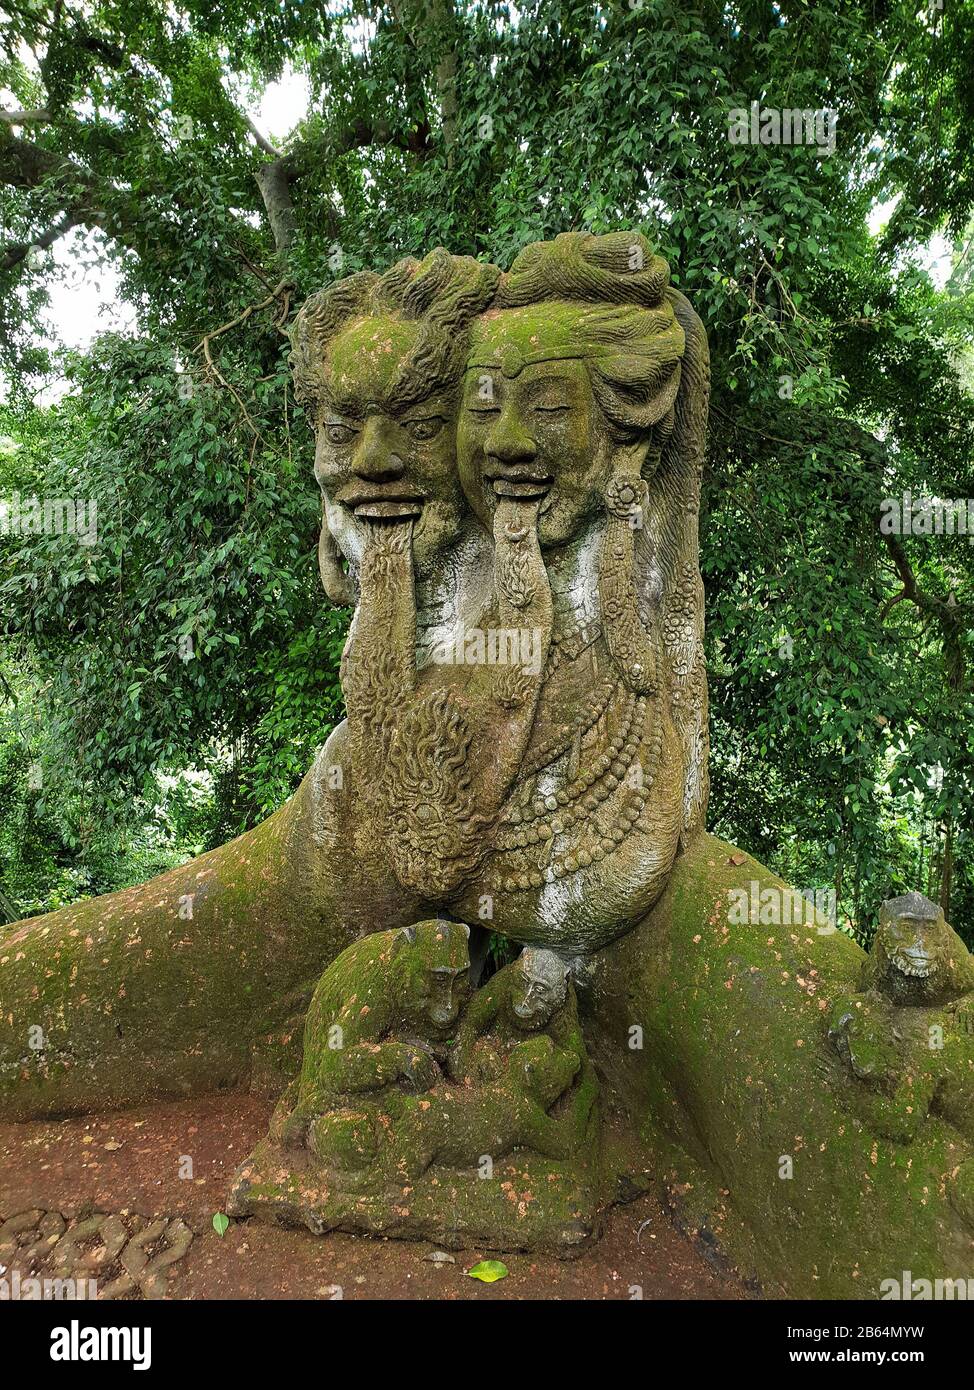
466 1260 508 1283
212 1212 230 1237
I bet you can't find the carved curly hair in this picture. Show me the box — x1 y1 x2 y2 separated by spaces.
495 231 686 440
290 249 501 415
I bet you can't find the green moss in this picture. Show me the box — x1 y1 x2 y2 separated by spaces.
0 778 352 1119
590 832 974 1297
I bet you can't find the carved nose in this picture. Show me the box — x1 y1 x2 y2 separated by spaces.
357 454 405 483
486 414 537 466
354 450 406 483
353 419 407 483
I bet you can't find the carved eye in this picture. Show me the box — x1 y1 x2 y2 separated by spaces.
404 417 444 441
324 422 356 446
534 404 571 414
465 401 499 415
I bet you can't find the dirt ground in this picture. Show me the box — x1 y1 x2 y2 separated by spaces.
0 1093 746 1300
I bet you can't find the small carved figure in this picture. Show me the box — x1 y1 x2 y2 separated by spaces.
448 946 576 1084
860 892 974 1006
278 919 471 1149
828 892 974 1143
270 929 598 1195
362 1033 593 1187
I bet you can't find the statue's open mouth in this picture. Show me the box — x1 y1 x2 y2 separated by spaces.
893 949 934 978
349 497 424 521
487 470 553 502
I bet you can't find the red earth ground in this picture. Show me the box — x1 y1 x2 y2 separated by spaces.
0 1093 746 1300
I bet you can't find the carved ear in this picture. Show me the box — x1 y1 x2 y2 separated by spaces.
613 438 654 479
318 503 357 607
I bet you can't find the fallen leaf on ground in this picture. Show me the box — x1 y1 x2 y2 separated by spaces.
466 1259 508 1283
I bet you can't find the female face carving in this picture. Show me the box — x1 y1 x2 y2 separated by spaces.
457 309 614 550
313 315 466 570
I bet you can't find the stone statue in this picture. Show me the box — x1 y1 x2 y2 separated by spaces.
4 233 974 1294
279 919 472 1154
827 893 974 1144
861 892 974 1006
287 232 709 938
447 233 711 951
448 947 577 1083
228 927 600 1251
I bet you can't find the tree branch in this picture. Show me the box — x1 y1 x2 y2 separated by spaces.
194 279 296 437
1 211 78 270
879 529 972 624
254 157 297 257
244 114 281 159
251 116 429 257
0 108 53 126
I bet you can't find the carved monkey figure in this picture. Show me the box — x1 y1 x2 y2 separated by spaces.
828 892 974 1143
276 920 471 1149
860 892 974 1007
448 946 576 1084
343 1033 592 1189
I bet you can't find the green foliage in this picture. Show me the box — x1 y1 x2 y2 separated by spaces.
1 0 973 936
0 661 218 915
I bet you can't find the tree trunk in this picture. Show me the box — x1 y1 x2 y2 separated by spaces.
254 157 297 257
940 813 954 919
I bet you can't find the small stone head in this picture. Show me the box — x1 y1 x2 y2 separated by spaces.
875 893 950 1003
513 947 570 1025
397 920 472 1033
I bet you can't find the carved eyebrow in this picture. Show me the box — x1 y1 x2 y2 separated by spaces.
383 383 456 416
320 392 364 421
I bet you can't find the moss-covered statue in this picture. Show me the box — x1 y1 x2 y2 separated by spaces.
228 924 602 1252
280 919 473 1153
5 232 974 1294
448 947 584 1083
827 893 974 1144
860 892 974 1005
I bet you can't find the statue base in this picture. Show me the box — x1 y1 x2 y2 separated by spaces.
227 1133 608 1257
224 921 610 1256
